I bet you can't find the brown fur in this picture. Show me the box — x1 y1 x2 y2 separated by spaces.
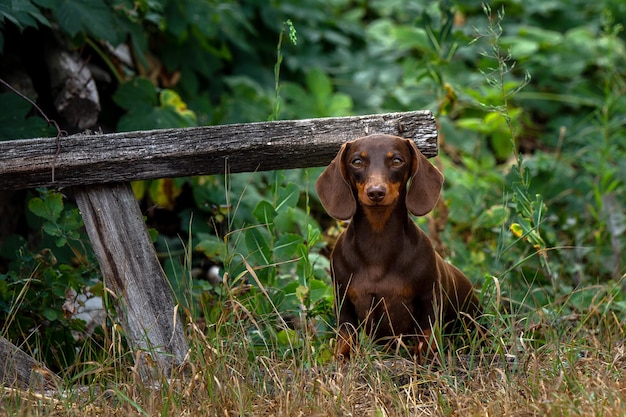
315 134 480 360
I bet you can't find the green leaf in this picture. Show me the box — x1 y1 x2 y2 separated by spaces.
327 93 353 117
117 106 193 132
489 132 513 160
276 183 300 213
149 178 183 211
518 26 563 47
196 233 227 261
307 224 321 248
53 0 122 44
474 205 510 229
221 76 274 123
42 222 61 237
253 201 277 224
306 68 332 100
60 208 84 232
148 228 158 243
43 307 58 321
114 80 197 131
274 207 312 235
0 93 56 140
456 117 487 133
3 0 51 29
308 278 333 304
113 78 158 111
563 27 595 60
54 3 82 35
31 0 59 7
392 26 430 52
28 192 63 222
276 328 302 347
296 243 311 281
245 227 271 265
273 234 304 262
502 36 539 59
160 89 197 124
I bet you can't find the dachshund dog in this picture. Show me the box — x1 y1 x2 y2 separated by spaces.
315 134 480 360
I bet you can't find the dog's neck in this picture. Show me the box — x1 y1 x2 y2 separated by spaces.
351 199 413 237
347 201 428 271
346 201 415 265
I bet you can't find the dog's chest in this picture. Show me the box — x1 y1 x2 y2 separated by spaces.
347 266 417 315
345 267 425 337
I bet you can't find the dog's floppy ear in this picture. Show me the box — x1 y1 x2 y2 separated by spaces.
315 143 356 220
405 139 444 216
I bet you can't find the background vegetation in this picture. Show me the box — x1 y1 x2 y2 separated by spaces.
0 0 624 415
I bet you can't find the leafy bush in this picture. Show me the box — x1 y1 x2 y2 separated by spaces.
0 189 102 371
1 0 625 373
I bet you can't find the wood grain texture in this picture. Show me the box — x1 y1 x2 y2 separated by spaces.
74 183 189 379
0 111 437 190
0 336 61 392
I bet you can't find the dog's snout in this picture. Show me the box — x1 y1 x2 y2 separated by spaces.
367 185 386 203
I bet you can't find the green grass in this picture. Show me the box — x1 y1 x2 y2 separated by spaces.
3 280 625 417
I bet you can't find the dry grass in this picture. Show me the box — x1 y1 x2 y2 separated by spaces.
2 294 625 417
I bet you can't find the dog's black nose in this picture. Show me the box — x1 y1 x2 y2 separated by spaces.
367 185 386 202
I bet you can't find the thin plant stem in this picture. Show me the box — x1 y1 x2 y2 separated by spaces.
0 77 66 183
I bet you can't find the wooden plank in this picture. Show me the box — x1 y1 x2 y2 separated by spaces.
0 111 437 190
0 336 61 392
74 183 189 380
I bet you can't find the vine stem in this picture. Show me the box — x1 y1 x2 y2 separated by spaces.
0 77 66 183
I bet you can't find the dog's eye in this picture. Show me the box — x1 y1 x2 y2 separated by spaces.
351 158 363 168
391 157 404 167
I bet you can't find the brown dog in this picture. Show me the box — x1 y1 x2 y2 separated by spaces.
315 134 480 359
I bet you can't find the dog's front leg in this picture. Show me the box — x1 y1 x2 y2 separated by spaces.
413 328 436 363
335 288 358 360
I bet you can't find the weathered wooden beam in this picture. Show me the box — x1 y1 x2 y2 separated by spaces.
0 111 437 190
74 183 189 380
0 336 61 392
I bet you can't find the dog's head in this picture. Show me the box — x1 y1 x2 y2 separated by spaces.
315 134 443 220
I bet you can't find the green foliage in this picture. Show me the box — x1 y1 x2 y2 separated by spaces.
0 92 56 140
189 169 333 356
113 78 197 131
1 190 101 371
281 68 354 119
2 0 626 372
28 190 83 247
41 0 123 43
0 0 50 50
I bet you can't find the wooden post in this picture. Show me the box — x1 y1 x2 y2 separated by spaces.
0 336 61 392
74 183 189 380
